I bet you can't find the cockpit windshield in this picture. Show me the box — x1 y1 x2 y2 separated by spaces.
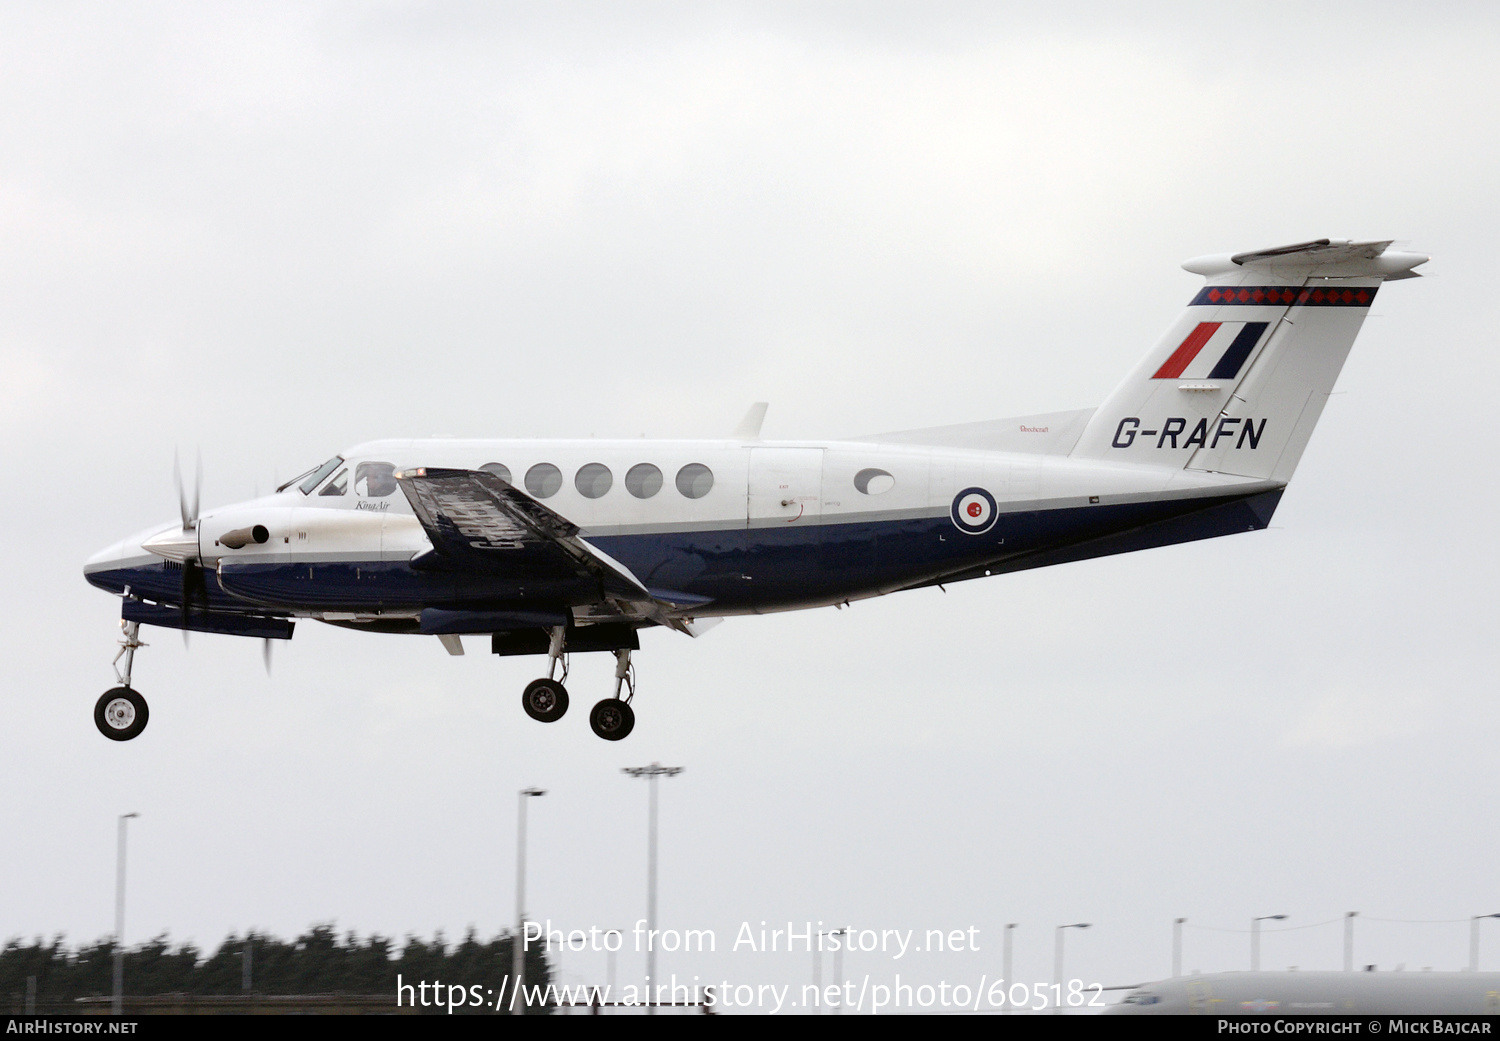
277 456 345 495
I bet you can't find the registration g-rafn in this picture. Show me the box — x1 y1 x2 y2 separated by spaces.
84 238 1428 742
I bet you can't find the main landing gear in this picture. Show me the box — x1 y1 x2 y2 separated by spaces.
521 628 570 723
96 621 149 741
520 628 636 741
589 649 636 742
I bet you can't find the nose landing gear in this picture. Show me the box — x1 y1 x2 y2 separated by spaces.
96 620 149 741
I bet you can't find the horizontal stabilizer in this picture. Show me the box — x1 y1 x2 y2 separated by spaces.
1183 238 1428 281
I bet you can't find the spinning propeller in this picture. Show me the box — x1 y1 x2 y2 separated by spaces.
158 451 273 673
172 450 209 642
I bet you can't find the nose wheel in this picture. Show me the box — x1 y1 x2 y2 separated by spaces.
96 618 149 741
95 687 149 741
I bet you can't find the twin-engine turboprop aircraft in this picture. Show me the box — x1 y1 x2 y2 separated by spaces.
84 239 1427 741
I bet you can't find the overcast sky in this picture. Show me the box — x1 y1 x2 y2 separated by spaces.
3 1 1498 1013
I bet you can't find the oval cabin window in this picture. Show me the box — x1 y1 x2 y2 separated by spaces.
675 463 714 499
575 462 613 499
625 463 663 499
525 463 563 499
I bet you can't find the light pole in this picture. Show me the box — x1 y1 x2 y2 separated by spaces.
829 928 848 1016
1053 923 1090 1014
1004 923 1017 1015
512 787 546 1013
1173 918 1186 978
112 812 139 1016
1344 912 1358 972
1251 915 1287 972
1470 914 1500 972
605 929 622 994
812 934 822 1015
623 763 682 1015
812 929 848 1015
241 931 253 994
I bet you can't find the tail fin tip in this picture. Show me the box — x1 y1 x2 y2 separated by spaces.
1183 239 1428 281
1073 237 1426 481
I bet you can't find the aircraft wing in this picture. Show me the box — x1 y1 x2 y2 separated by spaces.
393 467 701 634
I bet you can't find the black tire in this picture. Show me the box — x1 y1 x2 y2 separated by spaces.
522 678 569 723
95 687 148 741
589 699 635 741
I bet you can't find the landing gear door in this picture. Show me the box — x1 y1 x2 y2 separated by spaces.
748 448 824 526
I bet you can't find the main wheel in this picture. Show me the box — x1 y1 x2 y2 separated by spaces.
95 687 149 741
589 699 635 741
522 678 569 723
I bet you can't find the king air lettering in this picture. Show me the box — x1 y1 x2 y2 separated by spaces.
1111 416 1265 450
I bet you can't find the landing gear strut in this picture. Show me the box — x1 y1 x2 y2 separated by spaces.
518 629 639 739
588 648 636 741
521 626 570 723
96 620 149 741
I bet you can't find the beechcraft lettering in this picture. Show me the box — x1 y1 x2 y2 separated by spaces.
83 238 1428 743
1111 417 1267 450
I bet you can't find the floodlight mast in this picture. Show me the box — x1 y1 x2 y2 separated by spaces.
829 927 848 1016
512 787 546 1013
1471 914 1500 972
1344 912 1358 972
1053 922 1090 1014
112 813 139 1016
1004 923 1018 1015
1173 918 1186 979
623 763 682 1015
811 927 850 1015
1251 915 1288 971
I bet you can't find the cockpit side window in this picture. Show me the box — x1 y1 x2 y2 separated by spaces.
318 468 349 496
355 461 397 497
294 456 345 495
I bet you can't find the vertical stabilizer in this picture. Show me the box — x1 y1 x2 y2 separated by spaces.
1071 240 1426 482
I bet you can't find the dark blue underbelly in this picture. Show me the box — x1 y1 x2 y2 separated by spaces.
84 492 1279 616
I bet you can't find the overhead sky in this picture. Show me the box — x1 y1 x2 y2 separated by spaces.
3 1 1498 1013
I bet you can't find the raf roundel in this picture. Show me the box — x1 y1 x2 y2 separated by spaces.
950 487 998 535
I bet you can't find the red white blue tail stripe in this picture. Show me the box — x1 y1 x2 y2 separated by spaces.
1152 321 1269 380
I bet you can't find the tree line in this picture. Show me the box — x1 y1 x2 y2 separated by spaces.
1 924 551 1014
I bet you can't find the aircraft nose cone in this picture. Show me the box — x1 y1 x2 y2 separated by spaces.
141 525 199 563
84 539 125 573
